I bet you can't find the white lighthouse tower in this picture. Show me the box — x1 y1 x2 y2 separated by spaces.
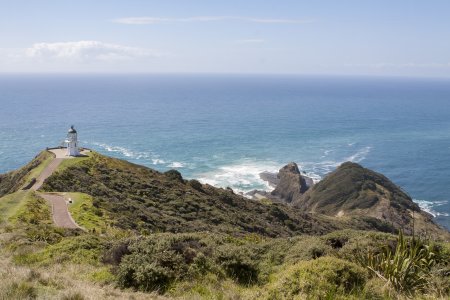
65 125 80 156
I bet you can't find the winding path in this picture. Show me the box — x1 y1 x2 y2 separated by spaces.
31 158 63 191
30 149 82 229
39 193 80 229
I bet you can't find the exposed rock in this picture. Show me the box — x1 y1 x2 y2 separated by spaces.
245 189 270 200
259 171 280 188
270 162 309 203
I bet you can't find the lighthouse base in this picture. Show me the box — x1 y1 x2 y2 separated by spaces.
66 146 80 157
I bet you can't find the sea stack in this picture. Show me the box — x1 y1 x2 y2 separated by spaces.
270 162 309 203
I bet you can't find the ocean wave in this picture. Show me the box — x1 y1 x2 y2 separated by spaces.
168 162 185 168
413 199 449 217
299 146 372 184
152 158 166 165
196 147 372 193
91 142 141 158
346 146 371 163
196 161 280 194
89 142 166 165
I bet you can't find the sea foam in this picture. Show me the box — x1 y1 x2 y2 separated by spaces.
196 146 372 194
196 160 280 194
89 142 165 165
413 199 449 217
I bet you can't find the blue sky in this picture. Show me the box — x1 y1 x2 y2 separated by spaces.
1 0 450 76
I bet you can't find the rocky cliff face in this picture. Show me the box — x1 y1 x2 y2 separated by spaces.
270 162 309 203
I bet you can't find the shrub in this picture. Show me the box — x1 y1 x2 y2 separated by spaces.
16 235 105 266
285 236 332 263
116 234 210 292
215 244 259 285
102 240 131 266
25 224 65 244
268 256 368 299
188 179 203 192
164 170 184 182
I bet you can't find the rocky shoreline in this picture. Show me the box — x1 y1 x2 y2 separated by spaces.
245 162 315 201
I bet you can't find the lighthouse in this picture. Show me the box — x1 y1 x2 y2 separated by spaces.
65 125 80 156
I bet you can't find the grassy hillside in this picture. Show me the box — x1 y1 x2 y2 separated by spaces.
295 162 448 238
1 151 449 299
0 151 53 197
41 152 340 237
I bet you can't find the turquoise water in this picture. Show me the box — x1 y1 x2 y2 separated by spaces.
0 74 449 229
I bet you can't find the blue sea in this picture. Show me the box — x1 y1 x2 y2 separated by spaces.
0 74 449 229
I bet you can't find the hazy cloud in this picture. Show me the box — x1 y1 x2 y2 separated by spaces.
24 41 158 62
113 16 313 25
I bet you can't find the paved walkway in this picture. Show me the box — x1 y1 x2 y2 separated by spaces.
31 158 63 191
29 149 86 230
40 193 80 229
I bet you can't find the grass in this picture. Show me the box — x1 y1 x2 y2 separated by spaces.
0 254 163 300
12 193 52 225
55 152 92 173
0 191 37 223
66 192 110 233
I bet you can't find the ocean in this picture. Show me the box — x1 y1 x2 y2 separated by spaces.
0 74 449 229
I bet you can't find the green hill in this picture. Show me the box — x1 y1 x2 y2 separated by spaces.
294 162 447 238
40 152 337 236
0 150 449 299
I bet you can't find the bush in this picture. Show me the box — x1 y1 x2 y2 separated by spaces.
188 179 203 192
285 236 332 263
164 170 184 182
102 240 131 266
215 244 259 285
268 256 368 299
16 235 105 266
116 234 211 292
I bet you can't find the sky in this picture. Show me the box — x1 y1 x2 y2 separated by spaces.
1 0 450 77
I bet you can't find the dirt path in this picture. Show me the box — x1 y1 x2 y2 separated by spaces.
29 152 82 229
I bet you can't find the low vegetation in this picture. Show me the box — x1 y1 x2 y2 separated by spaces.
66 192 111 233
0 150 449 299
42 152 338 237
358 230 449 296
0 151 52 197
296 162 447 238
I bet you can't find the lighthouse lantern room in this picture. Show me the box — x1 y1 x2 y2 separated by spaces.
65 125 80 156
